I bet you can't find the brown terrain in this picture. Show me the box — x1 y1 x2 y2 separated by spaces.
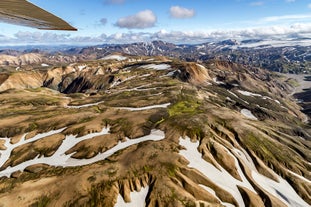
0 55 309 207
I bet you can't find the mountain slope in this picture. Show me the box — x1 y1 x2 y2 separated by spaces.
0 55 310 207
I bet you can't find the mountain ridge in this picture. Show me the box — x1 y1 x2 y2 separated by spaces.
1 38 310 74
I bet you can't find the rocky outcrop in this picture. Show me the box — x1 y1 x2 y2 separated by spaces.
0 53 43 66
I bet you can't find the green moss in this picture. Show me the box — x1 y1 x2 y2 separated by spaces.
72 126 86 135
30 195 50 207
79 116 95 123
27 122 38 132
92 106 102 113
162 162 179 177
168 100 201 116
143 165 153 173
285 78 300 87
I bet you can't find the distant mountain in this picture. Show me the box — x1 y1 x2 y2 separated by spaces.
0 38 310 74
64 39 311 74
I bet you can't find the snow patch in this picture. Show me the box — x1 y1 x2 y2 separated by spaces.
213 77 225 85
66 101 105 109
241 109 258 120
237 90 262 97
115 186 149 207
163 70 176 77
287 170 311 184
252 171 309 207
115 103 170 111
0 129 165 177
140 64 171 70
196 64 206 70
41 63 49 67
102 55 127 61
232 146 309 207
179 137 257 207
77 64 87 71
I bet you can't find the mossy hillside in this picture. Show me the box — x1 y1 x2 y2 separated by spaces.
0 56 310 206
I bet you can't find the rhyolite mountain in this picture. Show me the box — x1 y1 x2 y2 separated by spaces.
0 54 310 206
1 38 311 74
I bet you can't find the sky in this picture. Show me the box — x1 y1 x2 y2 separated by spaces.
1 0 311 45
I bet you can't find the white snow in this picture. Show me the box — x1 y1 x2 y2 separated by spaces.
241 109 258 120
140 64 171 70
237 90 262 97
252 171 309 207
274 99 281 104
115 186 149 207
196 64 207 70
198 185 236 207
0 128 66 168
115 103 170 111
232 146 310 207
232 148 257 171
227 90 238 98
65 129 165 167
77 64 87 71
102 55 127 61
213 78 225 85
287 170 311 184
108 75 138 89
179 137 256 207
238 39 311 48
0 129 165 177
162 70 176 77
41 63 49 67
66 101 105 109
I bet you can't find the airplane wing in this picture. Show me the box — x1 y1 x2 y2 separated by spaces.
0 0 77 31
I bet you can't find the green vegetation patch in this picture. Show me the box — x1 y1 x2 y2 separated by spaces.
168 100 201 117
30 195 50 207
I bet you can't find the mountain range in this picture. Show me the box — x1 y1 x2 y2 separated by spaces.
0 53 310 206
1 38 310 74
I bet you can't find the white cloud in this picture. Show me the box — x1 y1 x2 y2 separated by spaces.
250 1 264 6
308 4 311 9
170 6 195 19
115 10 157 29
261 14 311 22
109 23 311 43
2 23 311 45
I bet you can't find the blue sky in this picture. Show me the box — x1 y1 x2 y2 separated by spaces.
1 0 311 45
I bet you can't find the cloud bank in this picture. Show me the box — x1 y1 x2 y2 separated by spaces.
1 23 311 45
170 6 195 19
115 10 157 29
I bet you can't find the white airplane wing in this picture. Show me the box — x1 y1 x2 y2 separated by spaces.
0 0 77 31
